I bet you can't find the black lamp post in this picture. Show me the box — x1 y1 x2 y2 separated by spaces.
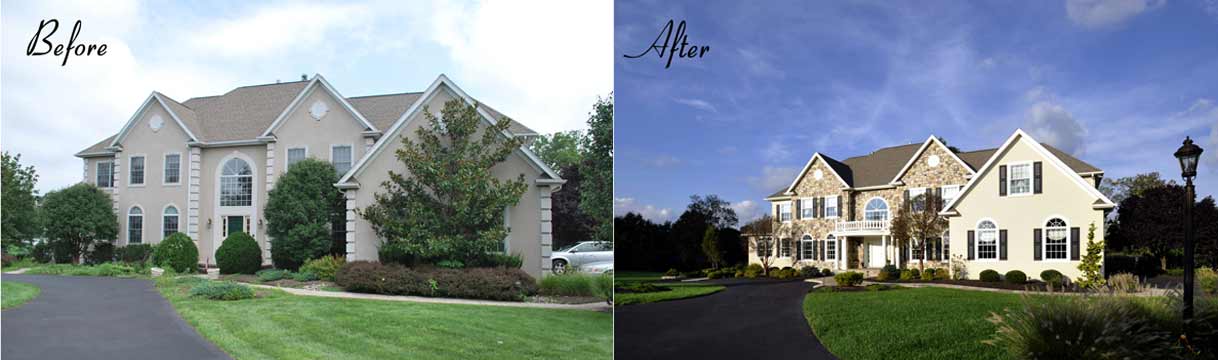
1174 136 1203 321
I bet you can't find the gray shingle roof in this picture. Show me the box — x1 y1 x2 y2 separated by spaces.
79 78 541 156
75 135 116 156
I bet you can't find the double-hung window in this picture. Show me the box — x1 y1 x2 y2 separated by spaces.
779 202 792 222
128 207 144 244
801 236 815 260
286 148 306 169
1044 218 1068 260
941 185 961 207
163 206 179 239
756 237 772 257
331 145 353 176
97 161 114 188
800 198 814 218
129 156 145 185
780 238 792 258
977 220 998 260
164 154 181 184
824 196 838 218
1008 163 1032 195
909 187 927 212
825 237 837 260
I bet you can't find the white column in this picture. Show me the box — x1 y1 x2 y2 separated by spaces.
344 189 357 261
539 185 554 275
881 235 888 265
82 158 88 182
187 147 201 242
265 142 276 190
111 155 122 214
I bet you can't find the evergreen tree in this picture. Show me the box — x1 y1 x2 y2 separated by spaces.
265 159 344 270
1077 222 1105 290
701 225 722 269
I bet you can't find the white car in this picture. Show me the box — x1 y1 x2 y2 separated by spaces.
580 261 614 275
551 241 613 274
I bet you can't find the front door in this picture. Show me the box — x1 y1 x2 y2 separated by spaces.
223 215 248 238
868 242 886 268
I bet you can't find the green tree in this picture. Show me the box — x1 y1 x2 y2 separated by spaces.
359 98 527 265
266 159 344 270
889 192 947 271
1 152 41 250
1099 172 1175 208
41 183 118 263
530 130 583 172
579 95 613 242
1076 222 1105 290
701 225 723 269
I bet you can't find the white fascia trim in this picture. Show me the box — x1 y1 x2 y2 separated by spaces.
942 129 1116 213
785 152 851 193
338 74 562 185
110 92 200 147
853 184 896 191
77 151 115 158
190 139 268 148
1078 171 1105 176
536 178 567 185
259 74 378 138
889 135 976 184
334 182 360 189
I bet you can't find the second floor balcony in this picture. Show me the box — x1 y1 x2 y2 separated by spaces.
834 219 890 235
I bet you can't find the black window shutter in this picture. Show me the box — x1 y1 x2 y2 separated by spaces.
1033 228 1042 261
935 239 943 261
967 230 975 260
944 237 950 260
1033 162 1043 194
774 204 779 217
836 195 842 216
796 241 802 260
933 187 943 208
819 197 826 218
812 240 818 260
1070 227 1081 260
795 199 801 220
999 165 1008 196
999 230 1008 260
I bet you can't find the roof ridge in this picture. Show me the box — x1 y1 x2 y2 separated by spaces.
347 91 424 99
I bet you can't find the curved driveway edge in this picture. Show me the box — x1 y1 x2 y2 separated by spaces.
615 279 837 360
1 274 230 360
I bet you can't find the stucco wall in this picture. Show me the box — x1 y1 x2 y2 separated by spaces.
269 84 369 183
948 136 1105 280
112 101 192 246
197 145 268 265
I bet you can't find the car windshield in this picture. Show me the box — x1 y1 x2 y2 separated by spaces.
556 243 583 252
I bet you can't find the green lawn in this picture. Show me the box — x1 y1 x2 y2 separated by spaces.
615 284 725 306
804 287 1027 360
613 271 664 284
157 277 612 360
2 281 40 309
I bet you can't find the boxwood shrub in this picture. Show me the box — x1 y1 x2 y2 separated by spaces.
153 233 198 273
879 264 899 281
820 268 833 277
980 269 1001 282
215 232 261 274
744 264 763 278
800 266 820 278
834 271 864 287
1040 269 1064 286
899 269 914 281
115 244 155 264
189 281 255 300
299 255 345 282
1005 270 1027 284
335 261 538 301
920 268 935 281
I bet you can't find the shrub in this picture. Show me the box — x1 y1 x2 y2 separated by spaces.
539 273 595 296
1040 269 1064 286
31 242 52 263
85 242 115 265
477 253 523 268
1198 268 1217 295
50 240 74 264
115 244 155 264
980 269 1001 282
40 183 119 263
436 259 465 269
215 232 261 274
1 254 15 267
591 274 613 304
335 261 538 301
899 269 914 281
189 281 255 301
1004 270 1027 284
909 268 921 280
921 268 935 281
256 269 290 282
664 268 680 277
1166 268 1184 277
744 264 763 278
266 158 343 270
615 282 665 293
153 233 198 273
24 262 140 277
880 264 900 281
800 266 820 278
1108 273 1140 293
772 268 798 279
707 269 727 279
834 271 864 287
299 255 345 282
291 271 319 282
821 268 833 277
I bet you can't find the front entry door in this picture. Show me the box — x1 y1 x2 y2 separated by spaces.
868 242 885 268
223 215 248 238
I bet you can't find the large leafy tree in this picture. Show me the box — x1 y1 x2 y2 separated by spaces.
549 163 596 250
41 183 118 263
889 192 947 271
1110 184 1218 270
359 99 527 265
265 158 344 270
613 213 673 271
669 195 738 269
579 95 613 242
1 152 41 249
530 130 583 172
1099 172 1175 208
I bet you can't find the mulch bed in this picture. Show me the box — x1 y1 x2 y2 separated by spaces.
867 278 1086 292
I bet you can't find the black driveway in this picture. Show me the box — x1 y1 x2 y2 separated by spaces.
615 279 836 360
1 274 230 360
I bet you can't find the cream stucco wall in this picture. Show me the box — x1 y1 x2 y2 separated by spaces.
948 135 1106 281
197 145 268 265
112 102 192 246
269 84 370 182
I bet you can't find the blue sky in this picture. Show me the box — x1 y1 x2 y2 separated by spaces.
2 0 610 194
614 0 1218 223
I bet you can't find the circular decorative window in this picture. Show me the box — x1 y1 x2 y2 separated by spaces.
149 115 164 132
813 169 824 180
309 101 329 120
928 154 941 167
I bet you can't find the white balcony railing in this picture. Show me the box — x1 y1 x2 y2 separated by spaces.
835 219 890 233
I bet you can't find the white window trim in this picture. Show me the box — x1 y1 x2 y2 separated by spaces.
909 187 928 211
824 196 839 219
864 197 890 221
800 197 815 219
1042 215 1072 262
825 236 837 260
330 143 354 175
974 218 1000 261
163 152 182 186
285 146 309 170
97 160 114 188
780 201 793 223
940 184 963 205
128 154 147 187
161 203 180 241
780 238 793 258
128 205 144 245
799 235 815 261
1006 161 1034 197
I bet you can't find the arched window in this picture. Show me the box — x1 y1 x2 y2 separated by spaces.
1045 218 1068 260
865 198 889 221
220 158 253 206
976 220 998 260
801 235 815 260
163 206 179 240
825 234 837 260
128 206 144 244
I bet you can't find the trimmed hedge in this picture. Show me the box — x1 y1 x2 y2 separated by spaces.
899 269 914 281
154 233 198 273
299 255 345 282
216 232 261 274
920 268 935 281
1040 270 1064 286
834 271 864 287
335 261 538 301
800 266 820 278
1004 270 1027 284
86 242 115 265
980 269 1001 282
115 244 155 264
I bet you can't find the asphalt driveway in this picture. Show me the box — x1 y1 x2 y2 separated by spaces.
615 278 836 360
1 274 230 360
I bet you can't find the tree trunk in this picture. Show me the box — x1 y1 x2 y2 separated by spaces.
1161 256 1168 271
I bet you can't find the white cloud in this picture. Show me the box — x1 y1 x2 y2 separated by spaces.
1066 0 1163 29
731 200 765 223
1025 101 1088 156
190 3 371 58
614 197 674 222
736 48 785 78
673 97 718 112
747 166 799 192
761 141 793 163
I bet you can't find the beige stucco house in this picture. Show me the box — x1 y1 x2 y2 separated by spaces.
751 129 1114 280
75 74 564 278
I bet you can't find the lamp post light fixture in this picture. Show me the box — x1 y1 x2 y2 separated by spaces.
1174 136 1203 322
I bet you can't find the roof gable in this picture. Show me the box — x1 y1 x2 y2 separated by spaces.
260 74 378 138
109 92 200 148
785 153 852 193
889 135 976 184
